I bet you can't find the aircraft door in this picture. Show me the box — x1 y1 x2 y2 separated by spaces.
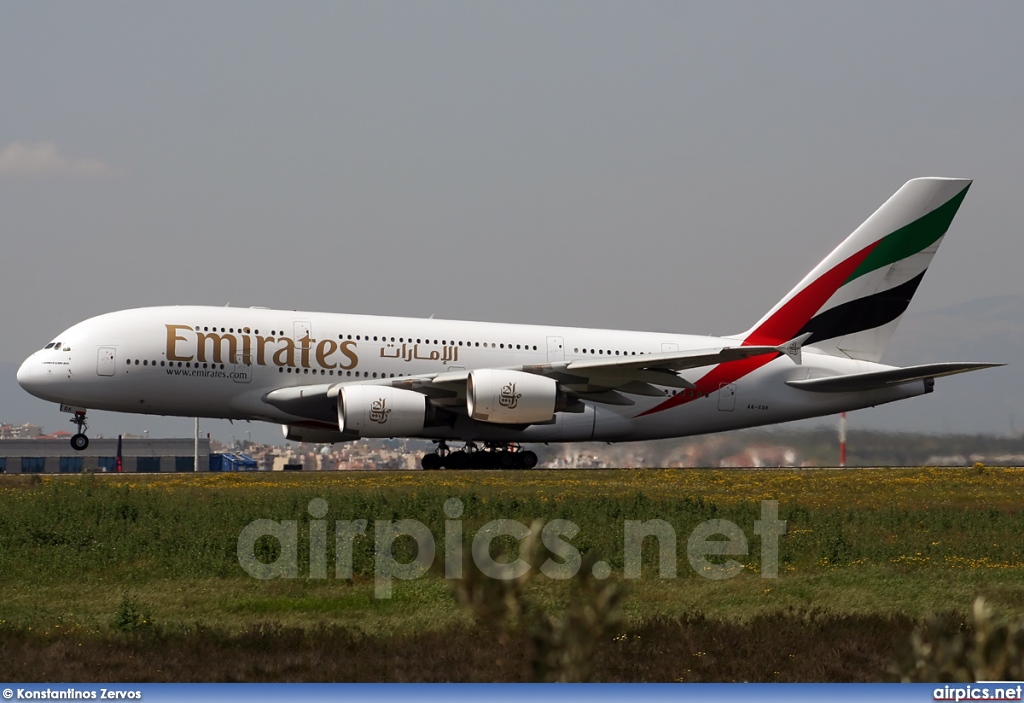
294 320 312 343
232 352 253 384
718 383 736 411
97 347 116 377
546 336 564 363
293 320 313 377
661 342 679 353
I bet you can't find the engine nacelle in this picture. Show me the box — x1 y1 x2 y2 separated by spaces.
338 385 427 438
467 369 558 424
282 425 354 444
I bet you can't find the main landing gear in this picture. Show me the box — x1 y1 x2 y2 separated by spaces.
420 441 539 471
70 411 89 451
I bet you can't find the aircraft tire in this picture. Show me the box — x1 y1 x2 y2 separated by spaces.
520 450 538 469
446 451 468 470
70 433 89 451
421 453 442 471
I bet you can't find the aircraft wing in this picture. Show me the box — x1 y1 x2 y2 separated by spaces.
785 362 1003 393
398 341 799 405
514 342 802 402
562 345 782 373
263 341 803 420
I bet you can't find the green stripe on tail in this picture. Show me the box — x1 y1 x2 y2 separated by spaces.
845 184 970 284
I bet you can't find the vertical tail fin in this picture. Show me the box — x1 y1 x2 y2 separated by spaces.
739 177 972 362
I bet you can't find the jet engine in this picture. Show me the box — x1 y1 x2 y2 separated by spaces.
338 385 427 438
467 369 560 424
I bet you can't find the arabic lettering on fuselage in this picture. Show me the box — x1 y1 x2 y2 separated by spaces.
378 342 459 364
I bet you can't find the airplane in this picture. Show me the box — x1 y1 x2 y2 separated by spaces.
17 177 1000 470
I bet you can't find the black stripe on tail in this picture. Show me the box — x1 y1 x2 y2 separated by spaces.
797 270 926 348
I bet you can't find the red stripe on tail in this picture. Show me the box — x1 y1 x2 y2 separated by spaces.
743 241 878 346
637 240 878 418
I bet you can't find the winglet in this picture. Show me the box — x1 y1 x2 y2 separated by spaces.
775 332 812 365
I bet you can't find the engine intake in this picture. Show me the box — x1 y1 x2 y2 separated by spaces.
338 385 427 438
467 369 559 424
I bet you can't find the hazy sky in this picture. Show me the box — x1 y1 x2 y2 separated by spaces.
2 2 1022 442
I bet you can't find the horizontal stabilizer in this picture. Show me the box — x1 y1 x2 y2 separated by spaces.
786 362 1002 393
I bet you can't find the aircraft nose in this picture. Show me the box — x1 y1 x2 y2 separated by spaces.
17 354 49 397
17 355 37 389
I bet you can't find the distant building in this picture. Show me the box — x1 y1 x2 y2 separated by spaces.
0 438 212 473
0 423 44 440
719 445 799 468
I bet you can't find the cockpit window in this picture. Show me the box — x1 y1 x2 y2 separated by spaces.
44 343 55 349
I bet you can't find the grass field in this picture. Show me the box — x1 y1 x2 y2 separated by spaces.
0 467 1022 681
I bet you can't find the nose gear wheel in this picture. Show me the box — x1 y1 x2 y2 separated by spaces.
70 411 90 451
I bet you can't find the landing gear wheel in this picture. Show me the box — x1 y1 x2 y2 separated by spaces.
420 441 450 471
421 442 538 470
446 451 468 470
69 411 90 451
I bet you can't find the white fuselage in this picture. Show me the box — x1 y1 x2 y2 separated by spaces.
17 305 927 443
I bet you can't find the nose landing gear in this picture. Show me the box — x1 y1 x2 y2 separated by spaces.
70 411 89 451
